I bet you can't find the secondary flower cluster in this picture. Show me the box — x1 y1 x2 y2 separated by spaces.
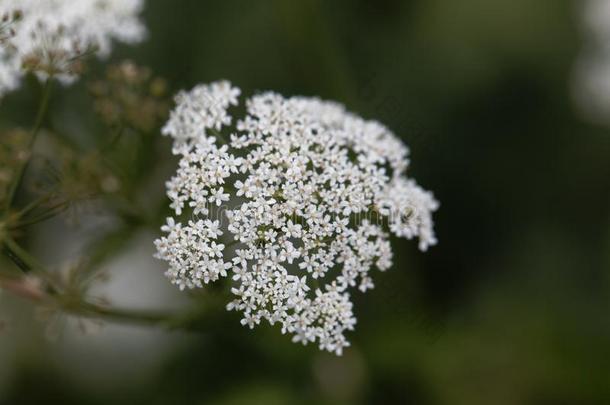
0 0 146 98
89 61 169 132
155 81 439 355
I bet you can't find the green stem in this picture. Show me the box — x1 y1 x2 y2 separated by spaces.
209 127 229 145
4 78 53 211
3 237 59 290
11 201 69 229
14 192 56 219
66 300 174 326
4 237 44 273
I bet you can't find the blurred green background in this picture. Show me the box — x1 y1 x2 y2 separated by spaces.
1 0 609 404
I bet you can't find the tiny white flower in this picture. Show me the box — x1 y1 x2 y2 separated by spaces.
209 187 230 206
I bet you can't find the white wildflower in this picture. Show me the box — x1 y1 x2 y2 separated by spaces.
154 81 439 355
0 0 146 98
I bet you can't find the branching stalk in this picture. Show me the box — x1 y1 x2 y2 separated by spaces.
4 78 54 211
1 237 180 327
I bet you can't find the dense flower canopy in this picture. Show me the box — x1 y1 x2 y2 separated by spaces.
0 0 145 97
154 81 439 355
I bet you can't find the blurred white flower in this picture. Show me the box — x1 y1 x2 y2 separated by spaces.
575 0 610 122
155 81 439 355
0 0 146 97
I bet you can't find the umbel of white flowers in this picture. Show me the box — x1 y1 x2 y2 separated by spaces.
154 81 439 355
0 0 146 97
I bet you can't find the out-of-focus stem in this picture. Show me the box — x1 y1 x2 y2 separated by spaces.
14 192 56 218
65 300 175 326
10 201 70 229
4 78 54 211
4 237 46 274
3 237 59 289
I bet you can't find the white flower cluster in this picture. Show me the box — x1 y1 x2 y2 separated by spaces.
155 81 439 355
0 0 146 98
575 0 610 121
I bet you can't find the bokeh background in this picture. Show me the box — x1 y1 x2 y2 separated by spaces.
1 0 609 404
